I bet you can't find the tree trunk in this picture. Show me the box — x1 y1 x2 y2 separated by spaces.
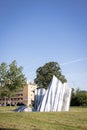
9 97 11 107
4 96 6 106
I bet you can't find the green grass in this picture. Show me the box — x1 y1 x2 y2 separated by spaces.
0 107 87 130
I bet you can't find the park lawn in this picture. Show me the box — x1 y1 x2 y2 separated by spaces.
0 107 87 130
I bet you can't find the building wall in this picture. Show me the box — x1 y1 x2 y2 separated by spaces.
0 83 37 106
23 83 37 106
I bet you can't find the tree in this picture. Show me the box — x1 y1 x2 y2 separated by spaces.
76 90 87 106
0 60 26 106
34 61 67 89
0 62 8 106
70 88 77 106
70 88 87 106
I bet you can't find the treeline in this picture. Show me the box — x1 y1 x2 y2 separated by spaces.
70 88 87 106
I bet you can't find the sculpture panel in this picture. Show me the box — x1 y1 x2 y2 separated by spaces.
34 75 72 112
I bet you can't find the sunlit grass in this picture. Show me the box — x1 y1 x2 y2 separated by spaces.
0 106 87 130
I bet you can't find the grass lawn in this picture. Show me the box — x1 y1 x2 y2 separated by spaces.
0 107 87 130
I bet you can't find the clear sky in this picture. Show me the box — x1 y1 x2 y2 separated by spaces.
0 0 87 90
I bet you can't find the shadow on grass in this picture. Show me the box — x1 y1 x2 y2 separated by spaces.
0 128 19 130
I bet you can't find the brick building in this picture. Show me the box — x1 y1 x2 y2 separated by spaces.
0 82 37 106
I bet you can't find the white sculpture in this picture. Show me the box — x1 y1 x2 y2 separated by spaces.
34 75 72 112
34 88 46 111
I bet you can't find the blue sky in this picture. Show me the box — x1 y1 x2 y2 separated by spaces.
0 0 87 90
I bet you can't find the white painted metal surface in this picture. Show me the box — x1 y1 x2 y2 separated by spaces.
34 75 72 112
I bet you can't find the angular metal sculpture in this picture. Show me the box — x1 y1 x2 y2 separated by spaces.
34 88 46 111
34 75 72 112
14 106 32 112
62 83 72 111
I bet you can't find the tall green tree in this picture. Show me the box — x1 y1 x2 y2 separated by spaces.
0 62 9 105
34 61 67 89
0 60 26 106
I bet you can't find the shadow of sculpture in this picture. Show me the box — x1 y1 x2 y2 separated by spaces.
0 128 19 130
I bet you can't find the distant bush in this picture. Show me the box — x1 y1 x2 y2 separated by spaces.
17 102 25 106
71 88 87 106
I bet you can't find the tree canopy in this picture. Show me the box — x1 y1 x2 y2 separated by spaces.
34 61 67 89
0 60 26 104
71 88 87 106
